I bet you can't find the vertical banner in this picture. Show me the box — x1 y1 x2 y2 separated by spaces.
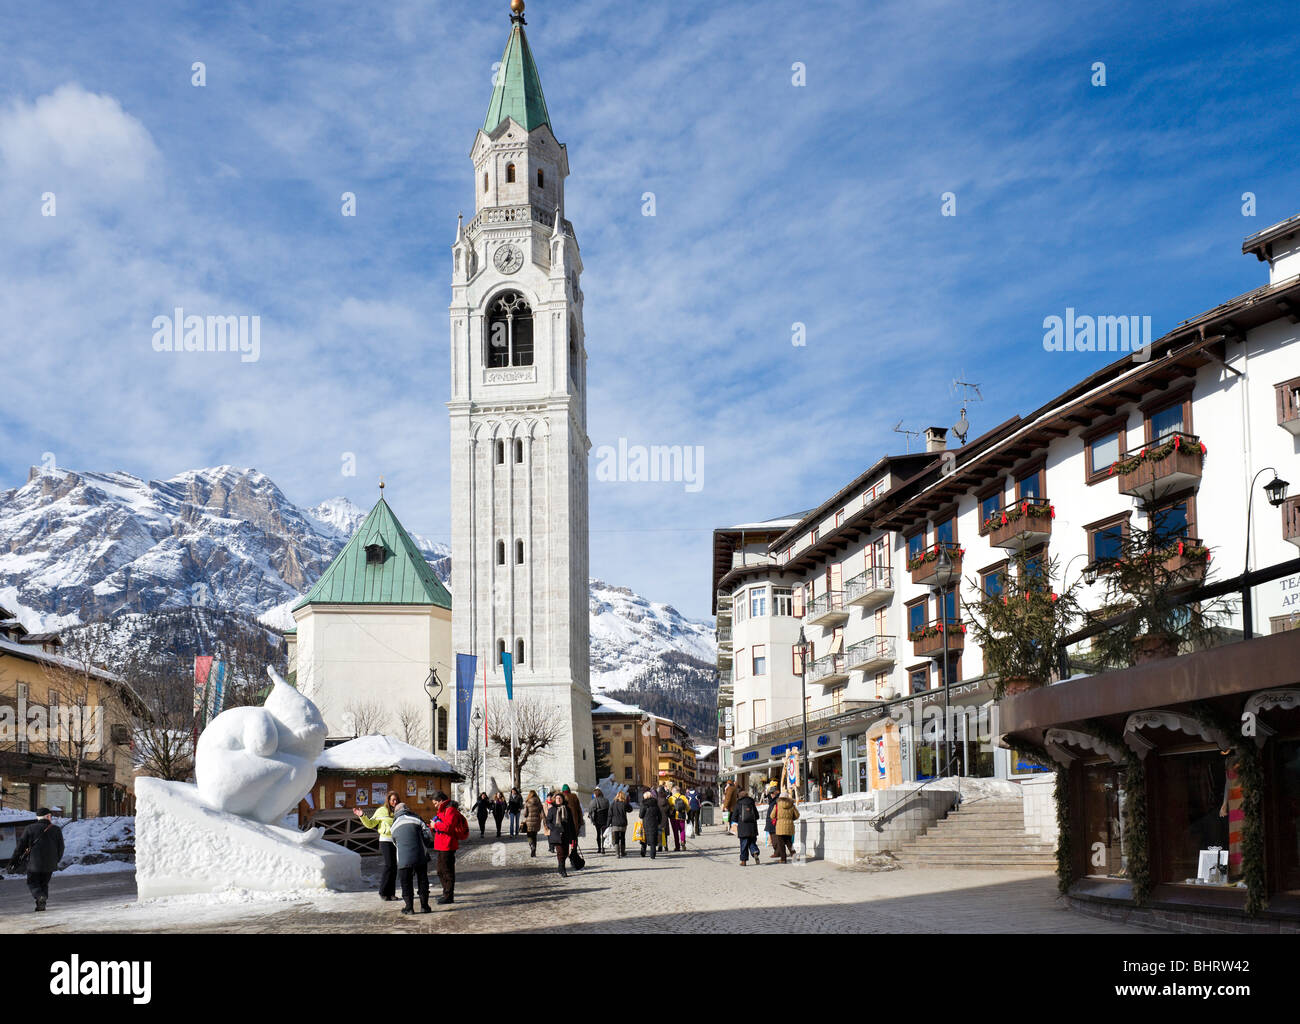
455 654 477 751
209 661 227 719
194 656 214 721
501 653 515 791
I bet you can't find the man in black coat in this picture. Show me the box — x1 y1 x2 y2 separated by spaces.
655 787 672 852
588 787 610 854
638 791 662 860
733 792 761 866
10 808 65 911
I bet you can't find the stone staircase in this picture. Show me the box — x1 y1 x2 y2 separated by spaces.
894 797 1057 870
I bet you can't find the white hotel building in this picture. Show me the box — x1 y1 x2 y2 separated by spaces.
715 212 1300 850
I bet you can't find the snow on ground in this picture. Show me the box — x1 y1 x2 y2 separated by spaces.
1 815 135 877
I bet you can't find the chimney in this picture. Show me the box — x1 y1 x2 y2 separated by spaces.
925 427 948 453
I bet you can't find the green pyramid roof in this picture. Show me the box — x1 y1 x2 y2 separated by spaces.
293 498 451 611
483 22 551 134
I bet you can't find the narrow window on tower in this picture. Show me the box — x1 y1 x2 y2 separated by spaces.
568 315 578 386
514 439 523 463
436 707 448 751
487 291 533 368
483 172 489 192
516 638 525 665
506 163 516 183
498 639 506 664
537 168 544 188
497 540 506 565
516 539 524 564
495 440 505 464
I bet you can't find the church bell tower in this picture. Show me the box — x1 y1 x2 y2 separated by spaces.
447 0 594 792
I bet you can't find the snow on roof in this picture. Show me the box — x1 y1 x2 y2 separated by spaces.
315 734 459 775
0 637 123 683
694 745 718 759
591 692 645 716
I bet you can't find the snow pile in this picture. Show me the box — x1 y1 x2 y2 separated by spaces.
60 815 134 873
316 734 457 776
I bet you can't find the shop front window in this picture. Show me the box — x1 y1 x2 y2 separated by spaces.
1082 763 1127 878
1156 749 1238 886
1273 738 1300 892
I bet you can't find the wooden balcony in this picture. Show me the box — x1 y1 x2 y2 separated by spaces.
806 591 849 627
1278 378 1300 436
845 635 896 673
1112 432 1204 501
985 498 1054 550
1285 497 1300 549
910 621 966 659
845 567 894 609
1162 536 1210 586
908 544 963 587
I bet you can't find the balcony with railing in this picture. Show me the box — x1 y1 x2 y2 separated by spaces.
751 705 843 747
806 652 849 686
1162 536 1210 586
1112 432 1204 500
845 567 894 609
1278 377 1300 436
716 624 732 648
806 591 849 627
984 497 1054 549
908 544 963 587
845 635 896 673
1285 497 1300 548
909 620 966 658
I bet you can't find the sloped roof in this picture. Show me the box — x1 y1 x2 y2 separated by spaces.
293 497 451 611
483 22 551 134
316 734 460 776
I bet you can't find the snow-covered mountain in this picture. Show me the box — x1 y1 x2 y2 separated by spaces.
0 466 451 630
0 467 716 714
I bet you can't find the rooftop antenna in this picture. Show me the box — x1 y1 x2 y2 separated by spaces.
893 420 924 453
950 377 984 445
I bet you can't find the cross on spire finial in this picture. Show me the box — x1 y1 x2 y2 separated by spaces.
510 0 526 25
379 476 385 494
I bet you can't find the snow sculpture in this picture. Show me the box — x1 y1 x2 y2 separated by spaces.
195 667 326 823
134 667 360 899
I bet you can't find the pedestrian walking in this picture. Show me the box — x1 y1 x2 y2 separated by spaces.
733 791 760 866
9 808 64 912
431 792 470 905
523 789 544 856
561 784 583 842
722 779 738 835
655 786 671 852
687 789 702 838
588 786 610 854
545 791 577 877
638 790 662 860
669 788 689 851
353 790 400 901
763 785 780 857
390 803 433 915
609 790 630 858
492 792 507 837
773 791 800 864
472 792 491 837
507 788 524 836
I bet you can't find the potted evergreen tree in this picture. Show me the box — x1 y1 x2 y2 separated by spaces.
1087 509 1230 667
964 550 1083 698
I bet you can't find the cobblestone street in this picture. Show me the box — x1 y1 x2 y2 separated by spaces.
4 825 1156 934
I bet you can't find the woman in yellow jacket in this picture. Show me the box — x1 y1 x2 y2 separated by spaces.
773 792 800 865
354 791 400 900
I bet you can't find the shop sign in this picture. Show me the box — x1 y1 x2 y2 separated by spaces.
770 741 803 756
741 751 759 762
816 734 830 747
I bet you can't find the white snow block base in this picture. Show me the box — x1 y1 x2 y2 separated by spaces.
135 778 362 899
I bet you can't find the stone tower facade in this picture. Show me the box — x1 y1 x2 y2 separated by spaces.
447 6 594 793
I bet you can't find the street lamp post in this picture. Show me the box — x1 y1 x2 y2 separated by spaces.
797 626 810 803
471 706 484 797
423 667 443 755
1243 468 1290 639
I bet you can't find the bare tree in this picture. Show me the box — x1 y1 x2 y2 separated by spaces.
453 729 484 799
344 699 392 738
487 696 563 793
395 703 428 750
129 663 195 782
37 634 135 821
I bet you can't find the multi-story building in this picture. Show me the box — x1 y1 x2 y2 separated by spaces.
0 612 137 818
656 720 695 791
715 211 1300 923
591 692 658 794
693 744 719 801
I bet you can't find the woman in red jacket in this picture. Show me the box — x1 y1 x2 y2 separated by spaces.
431 794 470 905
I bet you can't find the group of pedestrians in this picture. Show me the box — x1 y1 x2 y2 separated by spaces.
354 788 469 913
470 788 527 838
721 779 800 866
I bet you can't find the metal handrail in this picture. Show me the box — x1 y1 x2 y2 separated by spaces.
868 756 963 831
846 635 896 664
845 567 894 596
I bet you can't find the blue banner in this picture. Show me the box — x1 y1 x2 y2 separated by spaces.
210 661 227 719
455 653 477 751
501 652 513 700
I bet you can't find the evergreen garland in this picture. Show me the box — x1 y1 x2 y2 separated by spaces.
1124 750 1151 906
1054 762 1072 894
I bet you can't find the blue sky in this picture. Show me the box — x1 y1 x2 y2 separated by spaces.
1 0 1298 621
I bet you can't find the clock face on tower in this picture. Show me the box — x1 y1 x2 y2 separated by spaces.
494 243 524 275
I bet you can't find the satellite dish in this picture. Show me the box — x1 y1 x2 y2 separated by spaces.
952 407 970 445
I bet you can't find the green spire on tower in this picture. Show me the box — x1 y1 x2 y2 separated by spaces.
482 9 552 135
